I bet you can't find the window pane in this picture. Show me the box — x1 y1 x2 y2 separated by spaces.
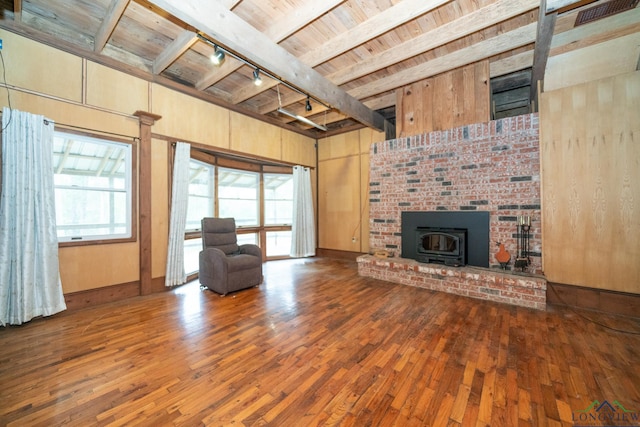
218 167 259 227
186 159 215 231
237 233 258 246
266 231 291 257
53 132 132 242
264 173 293 225
184 238 201 275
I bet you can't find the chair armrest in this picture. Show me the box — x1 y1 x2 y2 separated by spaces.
200 247 228 274
239 244 262 260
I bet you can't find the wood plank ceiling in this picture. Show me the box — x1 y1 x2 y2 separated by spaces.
0 0 637 137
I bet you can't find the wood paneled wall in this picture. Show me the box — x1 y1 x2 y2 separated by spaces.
317 128 384 254
396 61 490 137
539 71 640 294
0 29 316 300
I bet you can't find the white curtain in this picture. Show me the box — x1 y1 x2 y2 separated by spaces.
165 142 191 287
290 165 315 258
0 107 66 326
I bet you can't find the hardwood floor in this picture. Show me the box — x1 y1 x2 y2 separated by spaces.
1 258 639 426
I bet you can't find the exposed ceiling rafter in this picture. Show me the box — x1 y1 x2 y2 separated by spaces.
146 0 387 131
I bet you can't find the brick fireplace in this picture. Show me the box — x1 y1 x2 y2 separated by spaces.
358 113 546 309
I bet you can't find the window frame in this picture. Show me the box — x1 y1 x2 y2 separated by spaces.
54 129 137 247
178 147 297 262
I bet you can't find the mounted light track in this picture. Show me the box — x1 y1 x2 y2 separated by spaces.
277 108 327 132
195 32 331 127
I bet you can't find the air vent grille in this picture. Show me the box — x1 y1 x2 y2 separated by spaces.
575 0 639 26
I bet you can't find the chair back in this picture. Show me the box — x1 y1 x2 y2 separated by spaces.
201 217 239 255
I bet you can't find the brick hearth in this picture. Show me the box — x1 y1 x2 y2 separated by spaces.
357 255 547 310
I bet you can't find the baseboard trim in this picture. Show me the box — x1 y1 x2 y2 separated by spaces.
547 282 640 319
316 248 364 261
64 276 169 311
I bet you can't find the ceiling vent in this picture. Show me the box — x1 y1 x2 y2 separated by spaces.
575 0 639 26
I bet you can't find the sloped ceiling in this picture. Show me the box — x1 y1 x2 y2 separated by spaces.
0 0 638 137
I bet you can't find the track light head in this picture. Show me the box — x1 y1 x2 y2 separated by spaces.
210 45 225 66
253 69 262 86
305 96 312 112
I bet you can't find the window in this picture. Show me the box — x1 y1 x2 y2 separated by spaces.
179 152 298 272
266 230 292 257
218 167 259 227
184 237 202 276
186 159 215 232
53 131 133 243
264 173 293 225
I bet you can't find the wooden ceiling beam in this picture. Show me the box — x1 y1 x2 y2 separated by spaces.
152 30 198 75
258 0 538 115
546 0 597 13
364 93 397 111
233 0 452 104
94 0 130 53
331 0 539 87
13 0 21 22
195 0 345 91
530 0 557 110
549 6 640 56
146 0 386 130
490 50 535 78
349 23 538 100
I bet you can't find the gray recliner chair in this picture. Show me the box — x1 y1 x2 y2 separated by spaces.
199 217 263 295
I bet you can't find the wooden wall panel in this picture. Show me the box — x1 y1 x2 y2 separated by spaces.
58 244 139 293
151 83 230 148
281 129 316 167
359 151 370 254
230 112 282 159
86 62 149 114
540 71 640 293
318 155 361 252
396 61 490 137
151 138 169 279
317 128 384 253
318 132 360 161
0 29 82 102
545 33 640 92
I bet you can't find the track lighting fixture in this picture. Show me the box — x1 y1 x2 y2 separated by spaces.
210 45 225 65
277 108 327 132
197 34 329 132
253 69 262 86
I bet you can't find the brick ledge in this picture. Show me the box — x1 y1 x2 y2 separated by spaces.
357 255 547 310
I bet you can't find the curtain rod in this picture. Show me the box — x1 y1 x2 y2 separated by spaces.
54 122 139 141
0 111 139 141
